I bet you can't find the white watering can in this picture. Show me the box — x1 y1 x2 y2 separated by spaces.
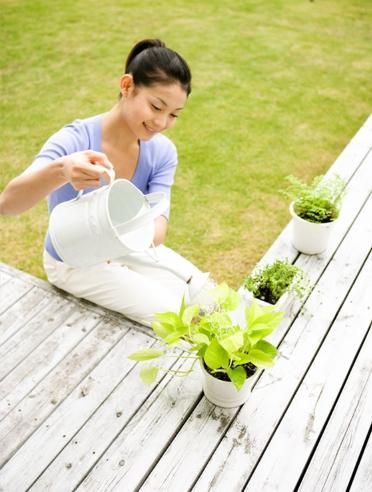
49 166 169 268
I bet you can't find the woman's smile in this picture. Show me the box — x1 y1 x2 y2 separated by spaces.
143 122 157 135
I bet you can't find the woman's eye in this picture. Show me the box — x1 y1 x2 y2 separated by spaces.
151 104 161 111
170 114 178 119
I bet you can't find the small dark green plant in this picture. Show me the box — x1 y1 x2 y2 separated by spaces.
244 259 309 305
282 173 346 223
128 283 283 391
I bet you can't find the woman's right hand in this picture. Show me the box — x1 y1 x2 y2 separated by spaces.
61 150 114 190
0 150 114 216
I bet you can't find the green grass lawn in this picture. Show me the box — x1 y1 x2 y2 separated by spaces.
1 0 371 287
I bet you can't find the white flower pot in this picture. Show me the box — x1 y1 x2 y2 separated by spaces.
238 286 289 312
289 202 336 255
200 361 255 408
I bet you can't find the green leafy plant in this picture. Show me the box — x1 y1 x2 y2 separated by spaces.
243 259 310 305
282 174 346 223
128 283 283 391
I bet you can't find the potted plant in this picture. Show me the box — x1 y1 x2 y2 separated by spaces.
239 258 309 312
128 283 283 408
282 173 346 254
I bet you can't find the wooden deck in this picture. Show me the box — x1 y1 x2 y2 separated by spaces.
0 115 371 492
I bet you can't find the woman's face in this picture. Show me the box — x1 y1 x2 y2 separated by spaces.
120 76 188 140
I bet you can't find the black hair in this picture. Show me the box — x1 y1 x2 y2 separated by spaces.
124 38 192 95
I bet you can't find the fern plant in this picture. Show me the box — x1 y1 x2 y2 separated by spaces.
243 259 309 305
282 173 346 223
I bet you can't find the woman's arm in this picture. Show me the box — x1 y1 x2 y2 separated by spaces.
147 138 178 246
153 215 168 245
0 151 113 216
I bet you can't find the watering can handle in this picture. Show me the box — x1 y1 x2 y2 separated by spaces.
115 192 169 235
76 164 115 199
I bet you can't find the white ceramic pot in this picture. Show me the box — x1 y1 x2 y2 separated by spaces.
200 361 255 408
289 202 336 255
238 286 289 312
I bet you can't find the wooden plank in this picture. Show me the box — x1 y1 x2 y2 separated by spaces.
0 263 57 293
0 308 102 418
0 317 131 468
322 115 372 181
139 394 237 492
243 255 372 491
32 352 195 491
298 330 372 491
0 295 77 381
0 262 154 340
0 276 33 314
191 194 372 492
313 150 372 255
0 287 54 347
0 328 154 491
0 270 11 288
349 431 372 492
75 358 204 492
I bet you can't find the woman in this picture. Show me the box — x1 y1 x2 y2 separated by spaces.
0 38 212 326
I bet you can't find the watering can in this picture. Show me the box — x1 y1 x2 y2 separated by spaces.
49 166 169 268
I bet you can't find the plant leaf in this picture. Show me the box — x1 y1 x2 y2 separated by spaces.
211 283 240 311
247 348 275 368
155 311 180 327
249 327 276 345
139 366 159 384
204 338 229 370
182 304 200 325
152 321 173 340
242 332 252 353
205 312 233 330
219 331 244 354
128 348 163 361
179 295 187 319
164 331 185 345
191 333 210 345
251 311 284 330
231 352 253 364
226 366 247 391
255 340 278 358
246 302 284 333
245 301 261 329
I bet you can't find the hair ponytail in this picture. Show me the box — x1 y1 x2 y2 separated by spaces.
123 38 192 95
125 39 166 72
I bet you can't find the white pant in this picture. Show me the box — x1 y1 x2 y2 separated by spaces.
43 246 213 327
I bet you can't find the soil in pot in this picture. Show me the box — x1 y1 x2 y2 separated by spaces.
203 361 257 382
238 286 289 316
253 289 279 305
